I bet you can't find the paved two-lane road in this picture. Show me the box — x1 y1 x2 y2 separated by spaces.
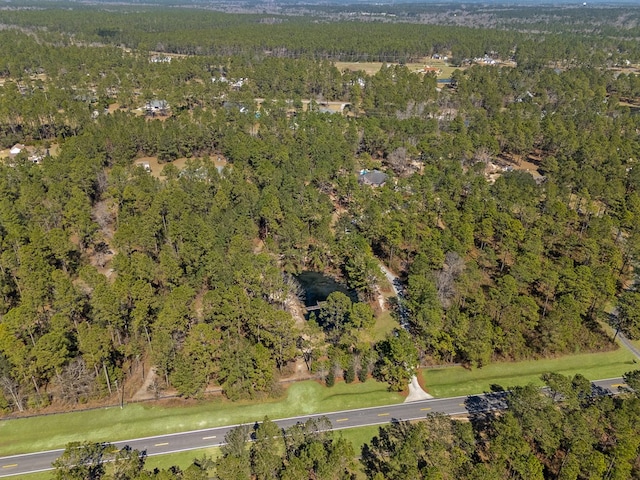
0 377 627 478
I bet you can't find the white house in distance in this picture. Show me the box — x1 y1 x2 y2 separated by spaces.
144 100 169 116
4 143 45 165
150 55 172 63
10 143 25 156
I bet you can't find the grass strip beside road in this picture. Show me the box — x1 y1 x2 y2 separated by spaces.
0 380 402 456
0 448 221 480
1 347 637 458
144 447 219 471
424 347 638 398
1 471 50 480
337 424 380 451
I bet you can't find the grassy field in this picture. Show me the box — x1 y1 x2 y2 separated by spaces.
424 347 638 398
0 380 402 457
335 59 459 78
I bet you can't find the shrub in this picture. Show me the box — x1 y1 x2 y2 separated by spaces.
326 368 335 387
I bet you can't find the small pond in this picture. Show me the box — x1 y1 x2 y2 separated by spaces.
295 271 358 308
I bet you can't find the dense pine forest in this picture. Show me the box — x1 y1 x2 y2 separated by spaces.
1 1 640 478
0 0 639 463
1 0 640 411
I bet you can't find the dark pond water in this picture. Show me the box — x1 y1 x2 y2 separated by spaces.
295 271 358 308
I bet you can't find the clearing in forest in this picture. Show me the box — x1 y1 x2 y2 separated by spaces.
133 155 228 179
335 58 458 78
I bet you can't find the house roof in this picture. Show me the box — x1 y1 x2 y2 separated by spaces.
359 169 388 186
10 144 25 155
150 55 171 63
146 100 168 109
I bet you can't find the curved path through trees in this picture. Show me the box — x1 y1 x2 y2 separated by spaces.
378 263 432 401
618 332 640 360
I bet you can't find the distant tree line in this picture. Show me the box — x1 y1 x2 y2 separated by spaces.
0 4 639 65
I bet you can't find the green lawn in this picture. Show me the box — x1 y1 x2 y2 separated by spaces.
2 472 50 480
0 380 402 456
371 310 398 342
337 424 380 451
424 347 638 398
144 447 220 471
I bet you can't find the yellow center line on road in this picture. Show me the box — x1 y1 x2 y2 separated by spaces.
202 435 217 440
154 442 169 447
420 407 432 411
611 383 625 388
336 418 349 422
459 403 466 406
2 464 18 469
377 413 389 417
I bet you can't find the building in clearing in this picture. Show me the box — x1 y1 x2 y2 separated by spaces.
144 100 169 116
150 55 172 63
10 144 25 156
358 169 388 187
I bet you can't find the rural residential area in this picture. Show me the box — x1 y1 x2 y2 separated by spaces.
1 0 640 478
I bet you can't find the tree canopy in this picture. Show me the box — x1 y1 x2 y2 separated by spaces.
1 2 640 413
